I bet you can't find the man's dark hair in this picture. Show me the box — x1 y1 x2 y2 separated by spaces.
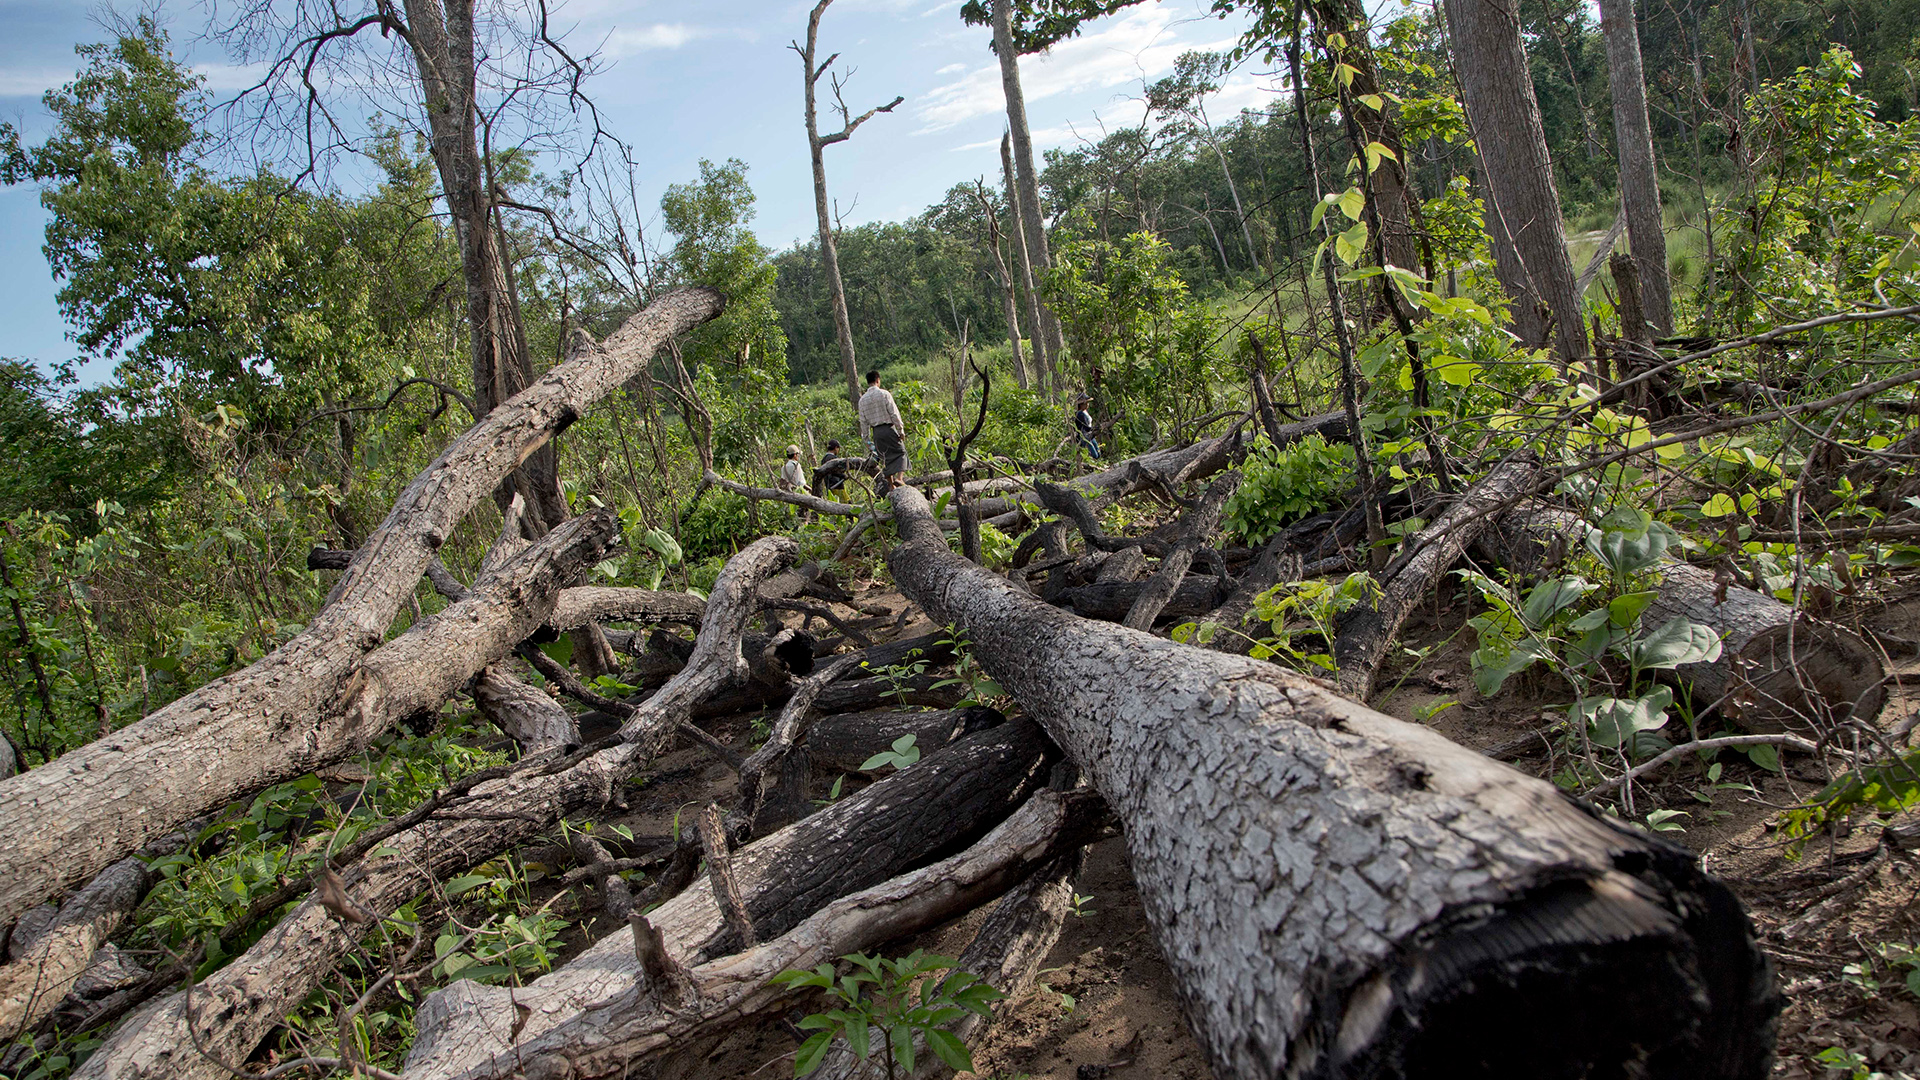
866 370 881 385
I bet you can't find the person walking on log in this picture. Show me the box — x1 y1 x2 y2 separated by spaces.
860 370 909 494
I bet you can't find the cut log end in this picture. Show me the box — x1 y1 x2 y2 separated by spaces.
1720 620 1886 735
1315 854 1776 1079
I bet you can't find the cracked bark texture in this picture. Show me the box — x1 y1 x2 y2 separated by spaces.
0 287 723 931
403 718 1058 1078
886 486 1775 1079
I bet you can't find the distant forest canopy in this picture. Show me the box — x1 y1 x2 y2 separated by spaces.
773 0 1920 384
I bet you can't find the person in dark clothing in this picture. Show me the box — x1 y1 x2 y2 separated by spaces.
1073 393 1101 458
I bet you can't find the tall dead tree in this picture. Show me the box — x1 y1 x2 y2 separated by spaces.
794 0 903 409
1002 132 1050 396
1442 0 1591 367
1596 0 1674 334
971 178 1029 389
991 0 1064 392
886 485 1777 1079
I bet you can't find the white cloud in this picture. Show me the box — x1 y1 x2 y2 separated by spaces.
0 69 62 97
601 23 702 57
192 61 269 93
912 6 1233 134
934 61 965 76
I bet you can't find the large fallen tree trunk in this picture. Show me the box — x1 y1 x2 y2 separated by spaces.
75 535 792 1080
1332 457 1537 701
803 706 1005 773
885 485 1777 1079
1480 503 1886 732
402 718 1059 1079
1058 576 1225 623
0 287 725 931
0 856 150 1040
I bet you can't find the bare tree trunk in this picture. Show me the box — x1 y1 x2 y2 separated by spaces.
1123 473 1241 630
401 0 566 533
1002 133 1051 397
796 0 902 409
420 789 1102 1080
0 288 722 932
973 179 1029 389
473 665 579 752
1597 0 1673 333
992 0 1064 392
885 485 1776 1080
1442 0 1591 367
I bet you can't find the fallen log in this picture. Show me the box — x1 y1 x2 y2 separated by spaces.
804 706 1006 773
474 665 579 752
1124 472 1241 630
1480 503 1887 732
1332 457 1537 700
885 485 1777 1080
0 857 148 1040
401 718 1060 1078
1057 575 1224 623
0 287 725 930
73 535 790 1080
427 789 1104 1080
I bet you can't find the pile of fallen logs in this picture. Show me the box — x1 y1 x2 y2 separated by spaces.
1 285 1855 1080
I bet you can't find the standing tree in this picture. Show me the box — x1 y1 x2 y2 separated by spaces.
1596 0 1673 334
792 0 902 410
1002 131 1051 396
1441 0 1591 367
988 0 1066 394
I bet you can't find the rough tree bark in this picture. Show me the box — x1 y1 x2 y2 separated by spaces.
0 856 149 1040
1442 0 1590 366
1596 0 1673 334
796 0 903 408
802 706 1005 773
1480 504 1887 733
1002 132 1050 397
402 719 1059 1078
887 485 1775 1079
76 536 793 1080
474 665 579 752
0 287 721 941
1332 457 1538 701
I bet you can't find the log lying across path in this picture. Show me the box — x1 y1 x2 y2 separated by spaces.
886 485 1778 1079
0 287 726 931
1481 503 1886 732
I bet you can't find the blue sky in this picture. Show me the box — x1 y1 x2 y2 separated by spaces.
0 0 1273 380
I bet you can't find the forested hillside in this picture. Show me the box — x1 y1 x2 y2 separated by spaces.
0 0 1917 1076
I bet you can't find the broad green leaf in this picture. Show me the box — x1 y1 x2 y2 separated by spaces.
794 1031 833 1075
1357 93 1384 111
1607 591 1659 628
927 1028 974 1071
1585 521 1677 577
1473 640 1549 695
1747 743 1781 773
1522 577 1595 626
445 874 492 898
1627 617 1724 669
1337 187 1366 221
1581 686 1673 747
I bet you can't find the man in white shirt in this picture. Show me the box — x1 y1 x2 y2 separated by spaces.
777 445 805 492
858 370 908 492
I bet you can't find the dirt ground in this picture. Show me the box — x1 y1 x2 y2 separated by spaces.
551 580 1920 1080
